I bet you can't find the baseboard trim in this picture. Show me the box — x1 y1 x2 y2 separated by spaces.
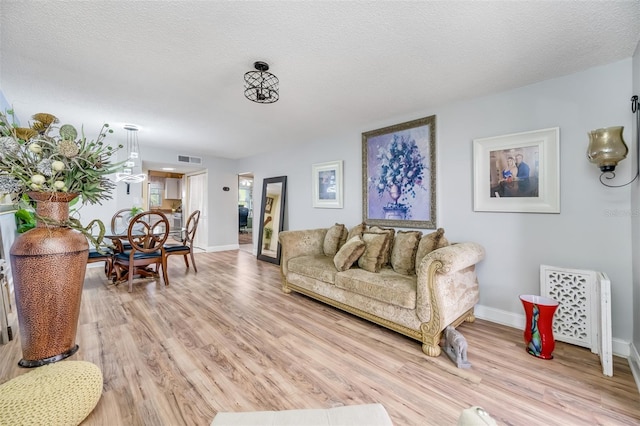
629 343 640 393
206 244 240 252
474 304 631 358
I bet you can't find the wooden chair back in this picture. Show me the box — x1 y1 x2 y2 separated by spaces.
111 208 134 235
127 211 170 253
183 210 201 247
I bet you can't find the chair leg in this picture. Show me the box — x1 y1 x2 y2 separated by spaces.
183 254 189 269
104 259 113 279
161 258 170 287
128 269 134 292
190 250 198 273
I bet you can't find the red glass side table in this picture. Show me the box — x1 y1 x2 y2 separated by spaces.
519 294 559 359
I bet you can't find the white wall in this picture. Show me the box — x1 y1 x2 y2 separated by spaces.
631 40 640 380
239 59 636 346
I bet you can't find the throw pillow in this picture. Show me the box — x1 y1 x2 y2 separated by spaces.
323 223 347 256
390 230 422 275
347 222 367 241
333 236 366 271
337 225 349 250
357 232 388 273
368 225 395 266
415 228 449 268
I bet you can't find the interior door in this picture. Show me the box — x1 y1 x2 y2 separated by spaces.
186 172 207 250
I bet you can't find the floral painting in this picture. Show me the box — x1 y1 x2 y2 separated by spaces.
362 115 436 228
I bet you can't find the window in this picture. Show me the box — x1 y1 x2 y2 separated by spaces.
149 186 162 208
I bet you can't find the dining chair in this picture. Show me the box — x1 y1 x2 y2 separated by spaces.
162 210 201 273
87 247 114 278
110 208 137 252
112 211 170 292
110 208 135 235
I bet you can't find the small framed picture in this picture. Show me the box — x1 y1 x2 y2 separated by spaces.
473 127 560 213
312 160 343 208
265 196 274 214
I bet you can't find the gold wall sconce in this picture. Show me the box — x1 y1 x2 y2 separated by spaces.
587 95 639 187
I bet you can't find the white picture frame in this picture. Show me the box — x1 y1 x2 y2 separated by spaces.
312 160 343 208
473 127 560 213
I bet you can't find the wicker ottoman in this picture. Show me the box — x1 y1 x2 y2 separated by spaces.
0 360 103 426
211 403 394 426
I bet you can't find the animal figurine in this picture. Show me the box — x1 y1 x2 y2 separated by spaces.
442 325 471 368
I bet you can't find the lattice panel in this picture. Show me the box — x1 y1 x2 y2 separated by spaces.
540 265 597 350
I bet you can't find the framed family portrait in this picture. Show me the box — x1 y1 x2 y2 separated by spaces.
473 127 560 213
312 160 343 208
362 115 436 228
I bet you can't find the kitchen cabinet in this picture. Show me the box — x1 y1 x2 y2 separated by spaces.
165 178 181 199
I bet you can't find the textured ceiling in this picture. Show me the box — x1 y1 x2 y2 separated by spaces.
1 1 639 161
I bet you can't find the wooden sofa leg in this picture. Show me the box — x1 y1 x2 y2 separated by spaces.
465 312 476 323
421 333 442 357
281 278 291 294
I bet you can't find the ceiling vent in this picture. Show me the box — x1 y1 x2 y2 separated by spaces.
177 155 202 165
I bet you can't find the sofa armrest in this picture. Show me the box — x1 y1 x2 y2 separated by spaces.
415 242 485 326
278 228 328 277
423 242 485 274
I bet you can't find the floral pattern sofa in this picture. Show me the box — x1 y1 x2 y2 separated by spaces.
278 224 485 357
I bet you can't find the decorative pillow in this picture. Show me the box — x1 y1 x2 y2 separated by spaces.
323 223 347 256
337 225 349 250
357 232 388 273
390 230 422 275
347 222 367 241
415 228 449 268
333 236 366 272
368 225 395 266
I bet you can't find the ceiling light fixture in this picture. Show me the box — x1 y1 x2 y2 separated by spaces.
244 61 279 104
116 124 146 191
587 96 639 187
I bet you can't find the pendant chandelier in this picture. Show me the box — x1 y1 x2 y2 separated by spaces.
115 124 146 184
244 61 279 104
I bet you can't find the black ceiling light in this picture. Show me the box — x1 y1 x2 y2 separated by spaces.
244 61 279 104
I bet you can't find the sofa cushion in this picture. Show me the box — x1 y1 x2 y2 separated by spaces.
346 222 367 242
415 228 449 267
335 267 417 309
368 226 395 266
333 236 366 272
288 255 338 284
391 230 422 275
323 223 347 256
358 232 388 273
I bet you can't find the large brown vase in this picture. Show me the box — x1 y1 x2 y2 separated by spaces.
10 192 89 367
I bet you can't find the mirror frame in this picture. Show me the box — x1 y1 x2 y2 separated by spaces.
257 176 287 265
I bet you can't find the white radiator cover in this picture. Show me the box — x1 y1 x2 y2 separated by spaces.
540 264 612 377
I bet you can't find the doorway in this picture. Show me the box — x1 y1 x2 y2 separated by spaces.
186 172 207 251
238 174 254 253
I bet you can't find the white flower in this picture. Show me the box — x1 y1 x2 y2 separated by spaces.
28 143 42 154
52 161 65 172
53 180 65 190
30 174 45 185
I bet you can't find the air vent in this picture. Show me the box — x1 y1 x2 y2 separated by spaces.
177 155 202 165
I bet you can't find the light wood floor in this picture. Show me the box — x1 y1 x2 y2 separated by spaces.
1 250 639 425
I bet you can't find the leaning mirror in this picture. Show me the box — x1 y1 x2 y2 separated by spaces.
257 176 287 265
